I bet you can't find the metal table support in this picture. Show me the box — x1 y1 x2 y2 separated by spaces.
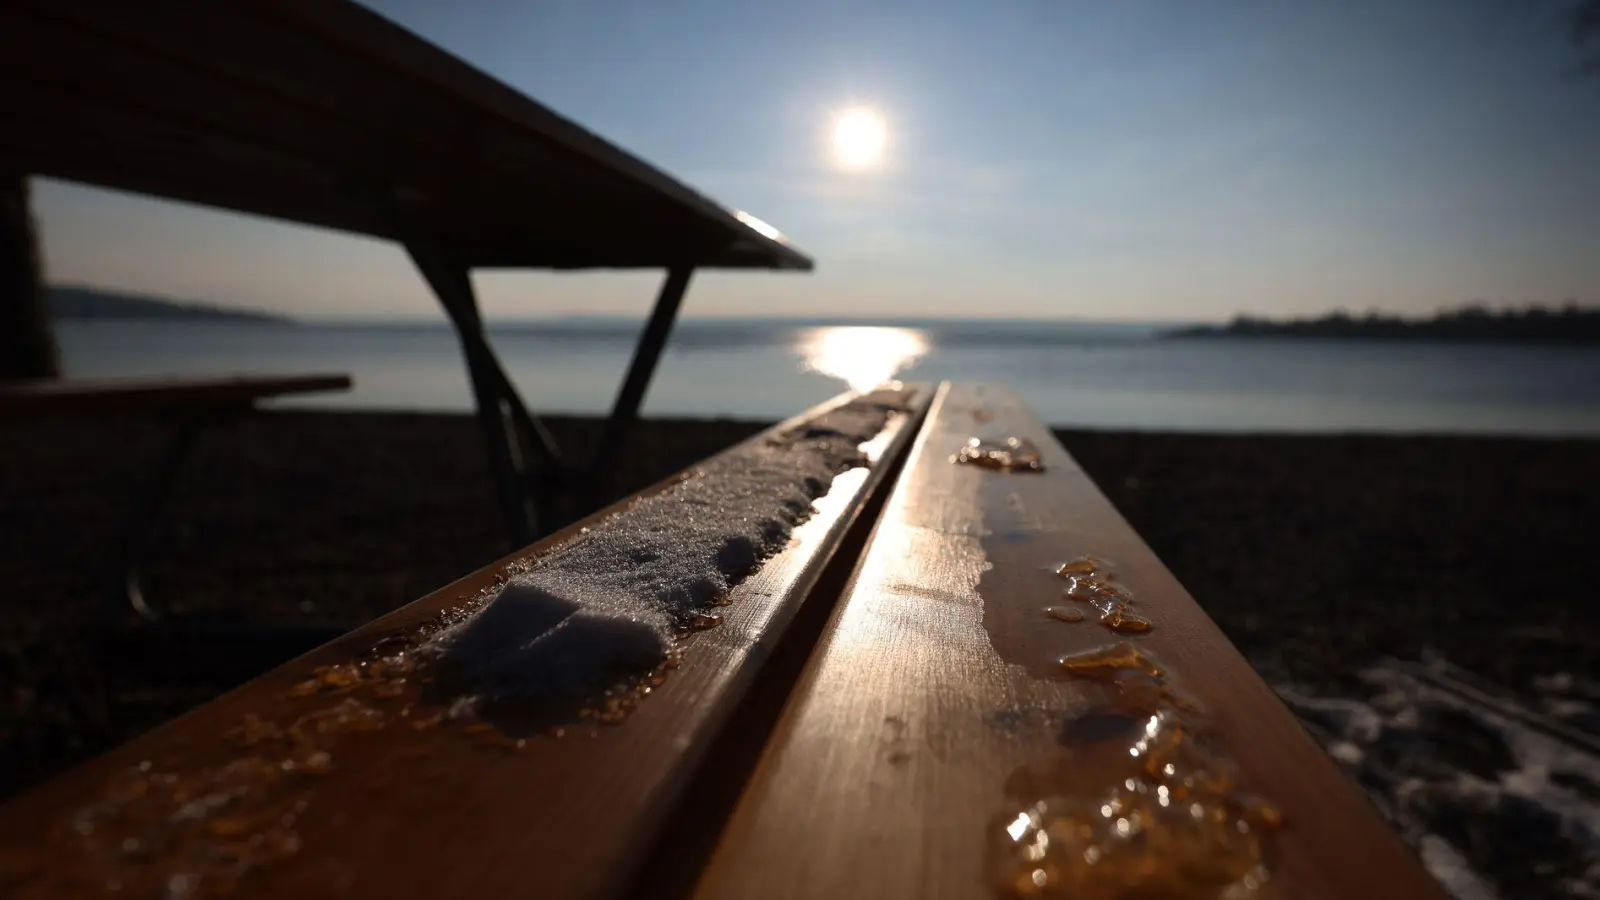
588 267 694 484
113 412 210 621
407 242 551 546
406 245 694 546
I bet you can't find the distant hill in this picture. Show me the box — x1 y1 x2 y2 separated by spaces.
48 285 292 324
1166 305 1600 344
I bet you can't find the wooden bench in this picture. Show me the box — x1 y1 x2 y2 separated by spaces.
0 383 1446 899
0 386 930 900
0 374 351 623
693 383 1447 900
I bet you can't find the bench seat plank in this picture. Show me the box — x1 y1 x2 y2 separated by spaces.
0 374 352 421
692 382 1446 900
0 386 928 900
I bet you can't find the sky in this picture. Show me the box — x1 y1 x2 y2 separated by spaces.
31 0 1600 322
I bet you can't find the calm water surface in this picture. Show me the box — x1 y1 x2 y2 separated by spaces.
56 319 1600 435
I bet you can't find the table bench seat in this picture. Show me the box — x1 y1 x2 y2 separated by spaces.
0 374 352 421
691 383 1445 900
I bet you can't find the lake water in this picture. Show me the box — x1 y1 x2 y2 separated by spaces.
55 319 1600 435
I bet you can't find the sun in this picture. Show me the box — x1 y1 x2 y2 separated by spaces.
831 106 888 170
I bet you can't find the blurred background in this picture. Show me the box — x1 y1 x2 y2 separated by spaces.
4 2 1600 897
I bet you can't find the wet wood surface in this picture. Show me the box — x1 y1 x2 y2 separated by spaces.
0 387 930 900
693 382 1448 900
0 374 352 421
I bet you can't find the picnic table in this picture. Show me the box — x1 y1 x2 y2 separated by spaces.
0 383 1448 900
0 0 812 547
0 374 351 624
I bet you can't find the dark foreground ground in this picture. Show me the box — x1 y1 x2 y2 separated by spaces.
1 411 1596 896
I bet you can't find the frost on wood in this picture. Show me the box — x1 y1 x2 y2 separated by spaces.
427 388 911 697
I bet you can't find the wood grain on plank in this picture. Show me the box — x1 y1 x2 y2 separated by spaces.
693 382 1447 900
0 387 929 900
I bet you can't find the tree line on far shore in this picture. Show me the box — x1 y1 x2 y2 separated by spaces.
1167 303 1600 344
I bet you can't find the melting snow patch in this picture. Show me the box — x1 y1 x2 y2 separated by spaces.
1276 660 1600 899
1417 835 1503 900
424 388 911 698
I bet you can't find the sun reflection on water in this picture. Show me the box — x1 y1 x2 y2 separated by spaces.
800 326 928 392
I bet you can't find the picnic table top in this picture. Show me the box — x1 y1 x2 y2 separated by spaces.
0 0 810 272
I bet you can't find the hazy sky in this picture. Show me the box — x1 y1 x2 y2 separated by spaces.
32 0 1600 322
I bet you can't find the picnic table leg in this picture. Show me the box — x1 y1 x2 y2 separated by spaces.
115 415 204 621
406 243 546 546
586 266 693 502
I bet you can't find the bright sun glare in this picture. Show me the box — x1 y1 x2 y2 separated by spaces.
802 326 926 392
831 106 888 170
